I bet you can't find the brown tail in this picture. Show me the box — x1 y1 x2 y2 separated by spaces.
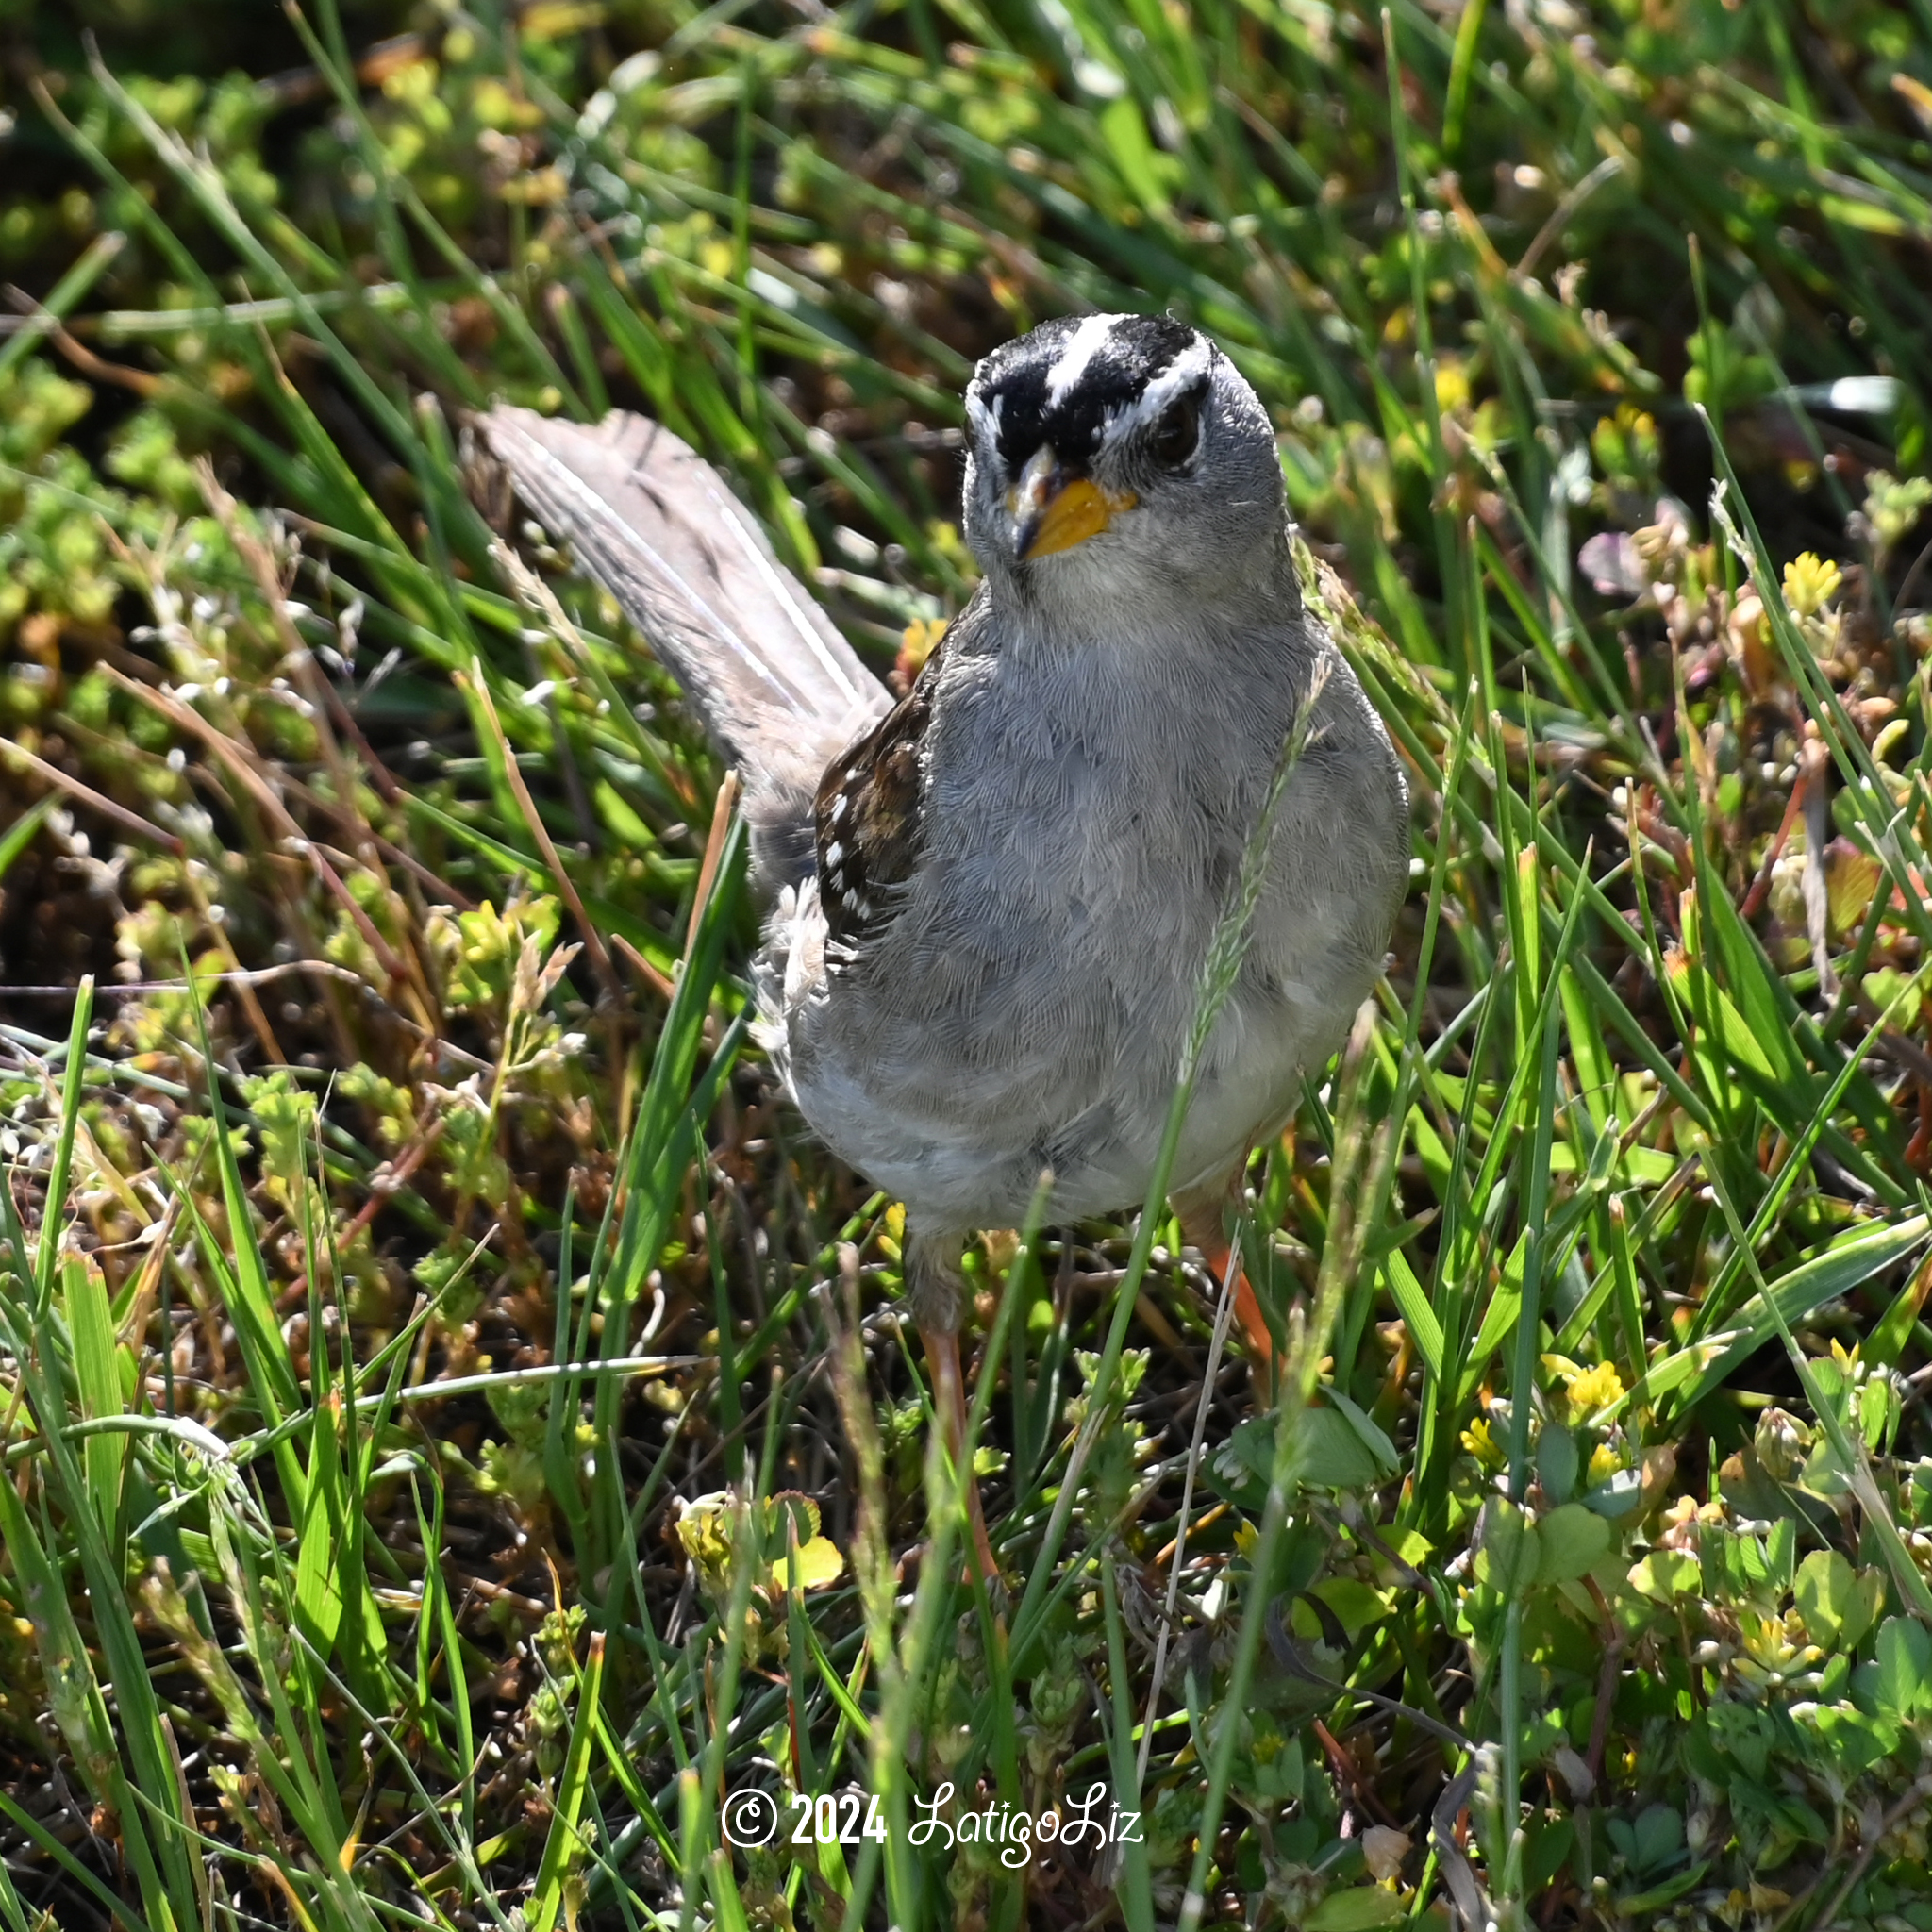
481 407 890 794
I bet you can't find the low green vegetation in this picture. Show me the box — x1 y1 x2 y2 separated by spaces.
2 0 1931 1926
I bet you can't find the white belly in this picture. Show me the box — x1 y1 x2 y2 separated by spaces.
751 615 1407 1235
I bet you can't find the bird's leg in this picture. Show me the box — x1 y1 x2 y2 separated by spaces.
921 1322 1002 1587
905 1230 1001 1584
1174 1175 1277 1377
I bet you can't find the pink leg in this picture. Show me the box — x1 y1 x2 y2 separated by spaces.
921 1321 1001 1585
1176 1188 1277 1371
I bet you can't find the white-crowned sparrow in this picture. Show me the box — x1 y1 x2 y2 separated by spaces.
485 313 1409 1574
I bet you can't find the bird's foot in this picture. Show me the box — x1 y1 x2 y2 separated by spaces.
1177 1195 1280 1397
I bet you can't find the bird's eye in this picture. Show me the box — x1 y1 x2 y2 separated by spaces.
1148 390 1202 469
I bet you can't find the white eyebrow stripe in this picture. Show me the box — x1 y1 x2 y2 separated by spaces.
1045 314 1124 404
1104 337 1214 442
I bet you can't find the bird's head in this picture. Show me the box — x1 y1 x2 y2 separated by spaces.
960 313 1289 619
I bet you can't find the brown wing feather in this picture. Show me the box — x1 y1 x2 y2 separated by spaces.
813 628 949 949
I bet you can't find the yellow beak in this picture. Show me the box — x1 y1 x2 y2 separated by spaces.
1008 446 1137 560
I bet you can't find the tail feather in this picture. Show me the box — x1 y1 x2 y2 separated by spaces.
481 407 891 785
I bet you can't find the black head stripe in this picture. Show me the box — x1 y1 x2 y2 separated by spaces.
971 314 1200 471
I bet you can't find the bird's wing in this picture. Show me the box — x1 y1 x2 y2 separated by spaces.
481 407 891 780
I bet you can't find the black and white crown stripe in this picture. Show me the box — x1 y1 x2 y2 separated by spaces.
964 313 1214 474
964 387 1003 450
1043 312 1127 407
1100 335 1214 443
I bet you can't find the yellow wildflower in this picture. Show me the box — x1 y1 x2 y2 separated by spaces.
1566 1360 1626 1418
1782 552 1841 617
1541 1353 1626 1419
897 614 949 686
1588 1441 1624 1485
1460 1417 1506 1469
